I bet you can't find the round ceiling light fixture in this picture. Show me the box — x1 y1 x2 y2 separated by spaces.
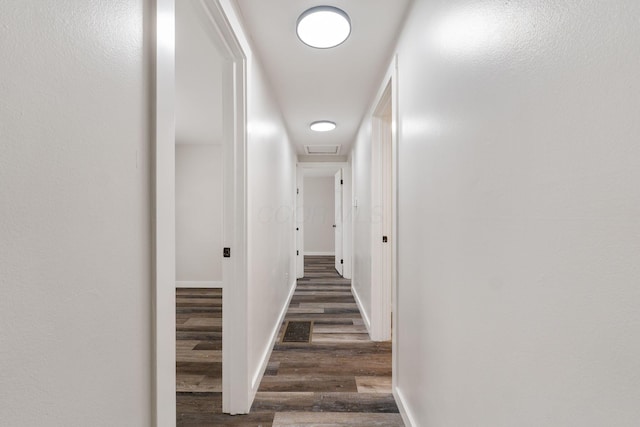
310 121 337 132
296 6 351 49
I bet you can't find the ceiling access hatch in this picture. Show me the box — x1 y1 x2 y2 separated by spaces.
305 145 341 155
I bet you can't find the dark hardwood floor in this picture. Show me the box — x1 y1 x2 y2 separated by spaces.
176 288 222 393
176 256 402 426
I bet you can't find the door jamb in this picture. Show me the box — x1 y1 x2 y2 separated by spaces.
153 1 176 425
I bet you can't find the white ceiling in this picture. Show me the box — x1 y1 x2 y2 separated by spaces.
175 0 224 145
234 0 412 157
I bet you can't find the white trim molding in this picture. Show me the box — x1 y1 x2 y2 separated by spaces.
176 281 223 288
153 0 176 425
394 386 418 427
351 283 371 332
304 251 335 256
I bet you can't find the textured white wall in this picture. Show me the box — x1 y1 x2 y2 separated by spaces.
176 144 223 282
0 1 152 425
175 0 224 146
351 118 373 323
389 0 640 425
303 177 335 254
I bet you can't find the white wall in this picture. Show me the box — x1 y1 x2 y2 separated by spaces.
246 56 297 394
0 1 151 425
175 0 224 146
176 144 223 283
303 177 335 255
383 0 640 425
219 0 297 402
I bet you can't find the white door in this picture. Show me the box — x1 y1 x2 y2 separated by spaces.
334 169 343 275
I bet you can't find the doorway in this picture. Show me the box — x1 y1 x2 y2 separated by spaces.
154 0 248 423
296 163 352 280
369 57 397 345
174 0 225 416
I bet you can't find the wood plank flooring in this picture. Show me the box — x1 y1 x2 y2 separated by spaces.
176 288 223 393
176 256 402 426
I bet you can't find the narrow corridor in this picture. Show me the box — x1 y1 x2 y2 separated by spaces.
176 256 402 426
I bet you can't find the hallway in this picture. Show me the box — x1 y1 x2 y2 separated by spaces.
176 256 402 426
4 1 640 425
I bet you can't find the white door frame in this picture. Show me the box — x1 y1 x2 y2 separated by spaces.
369 57 398 345
154 1 176 424
295 165 304 278
334 169 344 275
341 164 352 279
154 0 249 423
296 162 351 279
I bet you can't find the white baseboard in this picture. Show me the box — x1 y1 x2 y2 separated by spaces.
304 251 335 256
351 283 371 333
176 281 223 289
394 386 417 427
249 277 297 402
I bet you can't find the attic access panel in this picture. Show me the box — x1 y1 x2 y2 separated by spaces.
305 145 341 155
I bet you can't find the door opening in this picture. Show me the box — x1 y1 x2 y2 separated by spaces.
370 57 398 345
296 163 351 280
174 0 225 418
154 0 249 423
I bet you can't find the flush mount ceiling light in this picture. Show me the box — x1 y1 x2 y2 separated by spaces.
296 6 351 49
310 121 337 132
